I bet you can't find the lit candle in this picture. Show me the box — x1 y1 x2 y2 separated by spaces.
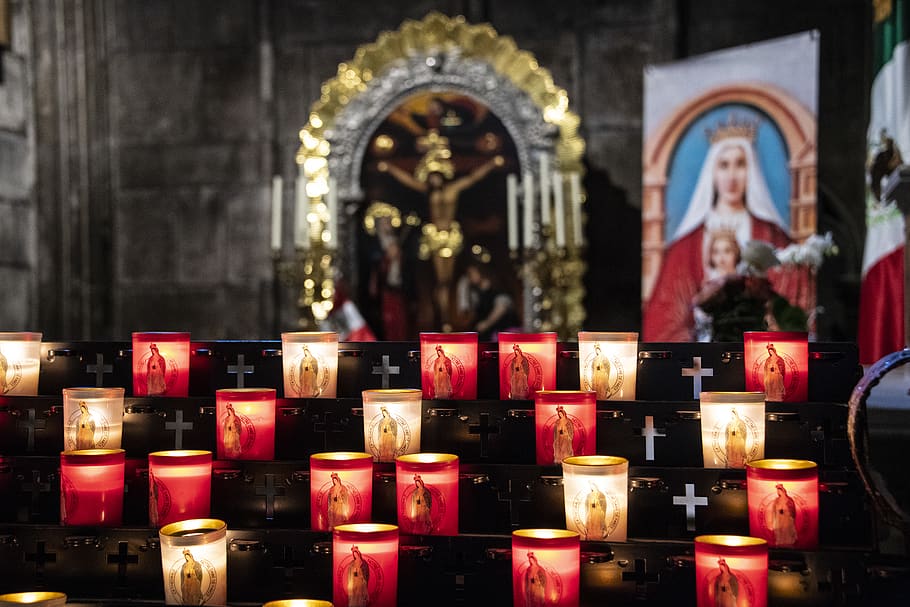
535 390 597 465
0 593 67 607
271 175 283 252
215 388 277 461
159 519 227 607
699 392 766 469
326 176 338 248
569 172 583 247
262 601 333 607
148 450 213 527
562 455 628 542
695 535 768 607
577 332 639 400
0 332 42 395
743 331 809 402
512 529 580 607
361 389 422 463
281 332 339 398
131 332 191 397
746 459 818 550
552 170 565 248
63 387 125 451
60 449 125 527
395 453 459 536
310 451 373 531
418 332 478 400
294 173 309 250
507 174 519 251
498 332 557 400
333 523 399 607
539 153 551 226
522 171 535 249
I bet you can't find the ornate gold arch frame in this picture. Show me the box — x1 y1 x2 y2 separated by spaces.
295 12 587 335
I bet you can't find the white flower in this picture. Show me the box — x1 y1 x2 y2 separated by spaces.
775 232 838 270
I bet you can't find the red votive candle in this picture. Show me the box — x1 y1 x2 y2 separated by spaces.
746 459 819 550
333 523 399 607
148 450 213 527
310 452 374 531
743 331 808 402
498 332 557 400
215 388 276 460
419 332 478 400
535 390 597 465
132 332 190 397
395 453 459 536
695 535 768 607
512 529 580 607
60 448 125 526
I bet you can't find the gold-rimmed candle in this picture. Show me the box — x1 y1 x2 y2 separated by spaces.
262 601 333 607
132 332 191 397
148 450 213 527
419 332 478 400
281 332 339 398
695 535 768 607
511 529 580 607
0 593 67 607
361 389 422 463
395 453 458 536
498 332 557 400
561 455 628 542
215 388 276 460
63 387 125 451
746 459 819 550
310 452 373 531
0 332 42 395
577 332 638 400
60 448 125 526
333 523 398 607
743 331 808 402
159 518 227 606
535 390 597 465
699 392 766 469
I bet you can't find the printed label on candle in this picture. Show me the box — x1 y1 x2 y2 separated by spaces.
367 408 412 462
701 558 755 607
65 403 111 450
540 406 587 464
756 484 809 548
220 404 257 458
148 473 172 527
399 473 446 535
137 344 180 396
423 345 465 399
316 472 364 530
710 408 760 469
569 483 621 541
502 345 543 399
580 344 625 400
0 350 23 394
60 475 77 525
336 546 385 606
288 345 331 397
515 550 564 605
167 549 219 606
748 342 800 402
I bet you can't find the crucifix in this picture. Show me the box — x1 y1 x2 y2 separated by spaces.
86 353 113 387
672 482 708 531
164 409 194 450
371 355 400 388
227 354 255 388
681 356 714 399
640 415 666 462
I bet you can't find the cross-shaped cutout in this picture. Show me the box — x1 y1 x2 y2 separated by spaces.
371 355 400 388
255 473 286 521
86 353 113 387
25 540 57 574
21 469 52 518
165 409 194 450
640 415 666 462
468 412 500 458
495 478 533 528
681 356 714 399
621 557 661 596
227 354 255 388
673 483 708 531
16 409 46 452
313 411 347 451
106 540 139 583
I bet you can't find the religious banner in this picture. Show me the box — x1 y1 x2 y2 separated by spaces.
642 32 819 342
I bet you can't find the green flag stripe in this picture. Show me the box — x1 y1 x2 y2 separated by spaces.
873 0 909 75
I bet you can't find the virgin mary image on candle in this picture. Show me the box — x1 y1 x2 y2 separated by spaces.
705 557 753 607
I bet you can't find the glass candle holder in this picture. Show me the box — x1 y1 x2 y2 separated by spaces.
535 391 597 466
0 593 67 607
419 332 478 400
699 392 766 469
0 332 42 395
63 387 125 451
562 455 628 542
511 529 580 607
60 449 125 526
395 453 458 536
577 332 638 400
215 388 276 461
132 332 191 397
281 332 339 398
159 518 227 607
746 459 819 550
498 332 557 400
310 452 374 531
333 523 399 607
361 389 422 463
263 601 334 607
743 331 808 402
695 535 768 607
148 450 213 527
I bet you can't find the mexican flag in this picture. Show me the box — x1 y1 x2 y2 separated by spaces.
859 0 909 364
